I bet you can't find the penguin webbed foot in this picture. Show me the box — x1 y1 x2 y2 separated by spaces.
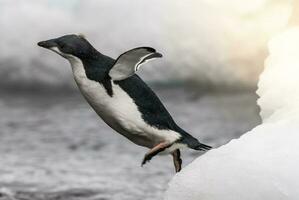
141 153 153 166
141 142 171 166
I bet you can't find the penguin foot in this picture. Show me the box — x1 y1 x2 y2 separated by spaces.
172 149 182 173
141 142 172 166
141 154 152 166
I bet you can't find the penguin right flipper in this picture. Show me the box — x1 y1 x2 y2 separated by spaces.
109 47 162 81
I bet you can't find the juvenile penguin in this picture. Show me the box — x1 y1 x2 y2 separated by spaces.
38 34 211 172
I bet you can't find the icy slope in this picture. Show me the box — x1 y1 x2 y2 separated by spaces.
164 27 299 200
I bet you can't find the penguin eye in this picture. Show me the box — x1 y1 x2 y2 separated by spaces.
59 43 66 50
59 44 71 52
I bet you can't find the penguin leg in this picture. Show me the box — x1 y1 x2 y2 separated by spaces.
172 149 182 173
141 142 172 166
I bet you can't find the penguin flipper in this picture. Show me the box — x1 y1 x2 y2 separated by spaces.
109 47 162 81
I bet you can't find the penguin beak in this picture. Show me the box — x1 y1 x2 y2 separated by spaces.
37 39 57 49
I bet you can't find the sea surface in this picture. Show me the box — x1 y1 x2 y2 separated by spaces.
0 88 260 200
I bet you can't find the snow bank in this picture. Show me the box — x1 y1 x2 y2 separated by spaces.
164 27 299 200
0 0 292 90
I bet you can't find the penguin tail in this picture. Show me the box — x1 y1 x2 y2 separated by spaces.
191 142 212 151
177 127 212 151
181 136 212 151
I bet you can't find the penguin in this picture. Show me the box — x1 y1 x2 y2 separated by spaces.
38 34 211 173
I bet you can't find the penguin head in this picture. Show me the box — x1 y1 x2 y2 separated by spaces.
38 34 95 59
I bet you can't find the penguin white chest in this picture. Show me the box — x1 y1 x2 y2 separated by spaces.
83 82 144 132
68 57 180 147
71 61 142 131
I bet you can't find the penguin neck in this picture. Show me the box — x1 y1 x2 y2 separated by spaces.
68 57 88 83
68 52 115 83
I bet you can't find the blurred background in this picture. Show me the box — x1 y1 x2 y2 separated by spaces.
0 0 296 199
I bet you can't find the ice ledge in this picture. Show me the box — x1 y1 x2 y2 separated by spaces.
164 28 299 200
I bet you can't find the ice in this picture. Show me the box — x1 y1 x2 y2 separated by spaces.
164 27 299 200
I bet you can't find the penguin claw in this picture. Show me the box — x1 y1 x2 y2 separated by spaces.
141 154 152 166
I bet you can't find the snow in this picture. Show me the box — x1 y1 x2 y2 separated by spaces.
164 27 299 200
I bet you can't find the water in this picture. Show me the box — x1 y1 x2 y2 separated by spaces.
0 88 260 200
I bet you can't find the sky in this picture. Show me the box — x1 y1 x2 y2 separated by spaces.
0 0 295 91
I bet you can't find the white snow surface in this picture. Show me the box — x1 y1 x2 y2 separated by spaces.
164 27 299 200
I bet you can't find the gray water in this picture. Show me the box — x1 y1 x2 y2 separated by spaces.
0 88 260 200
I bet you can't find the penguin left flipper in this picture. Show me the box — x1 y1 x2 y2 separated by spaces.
109 47 162 81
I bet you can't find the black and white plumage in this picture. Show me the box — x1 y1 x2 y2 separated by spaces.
38 34 211 173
